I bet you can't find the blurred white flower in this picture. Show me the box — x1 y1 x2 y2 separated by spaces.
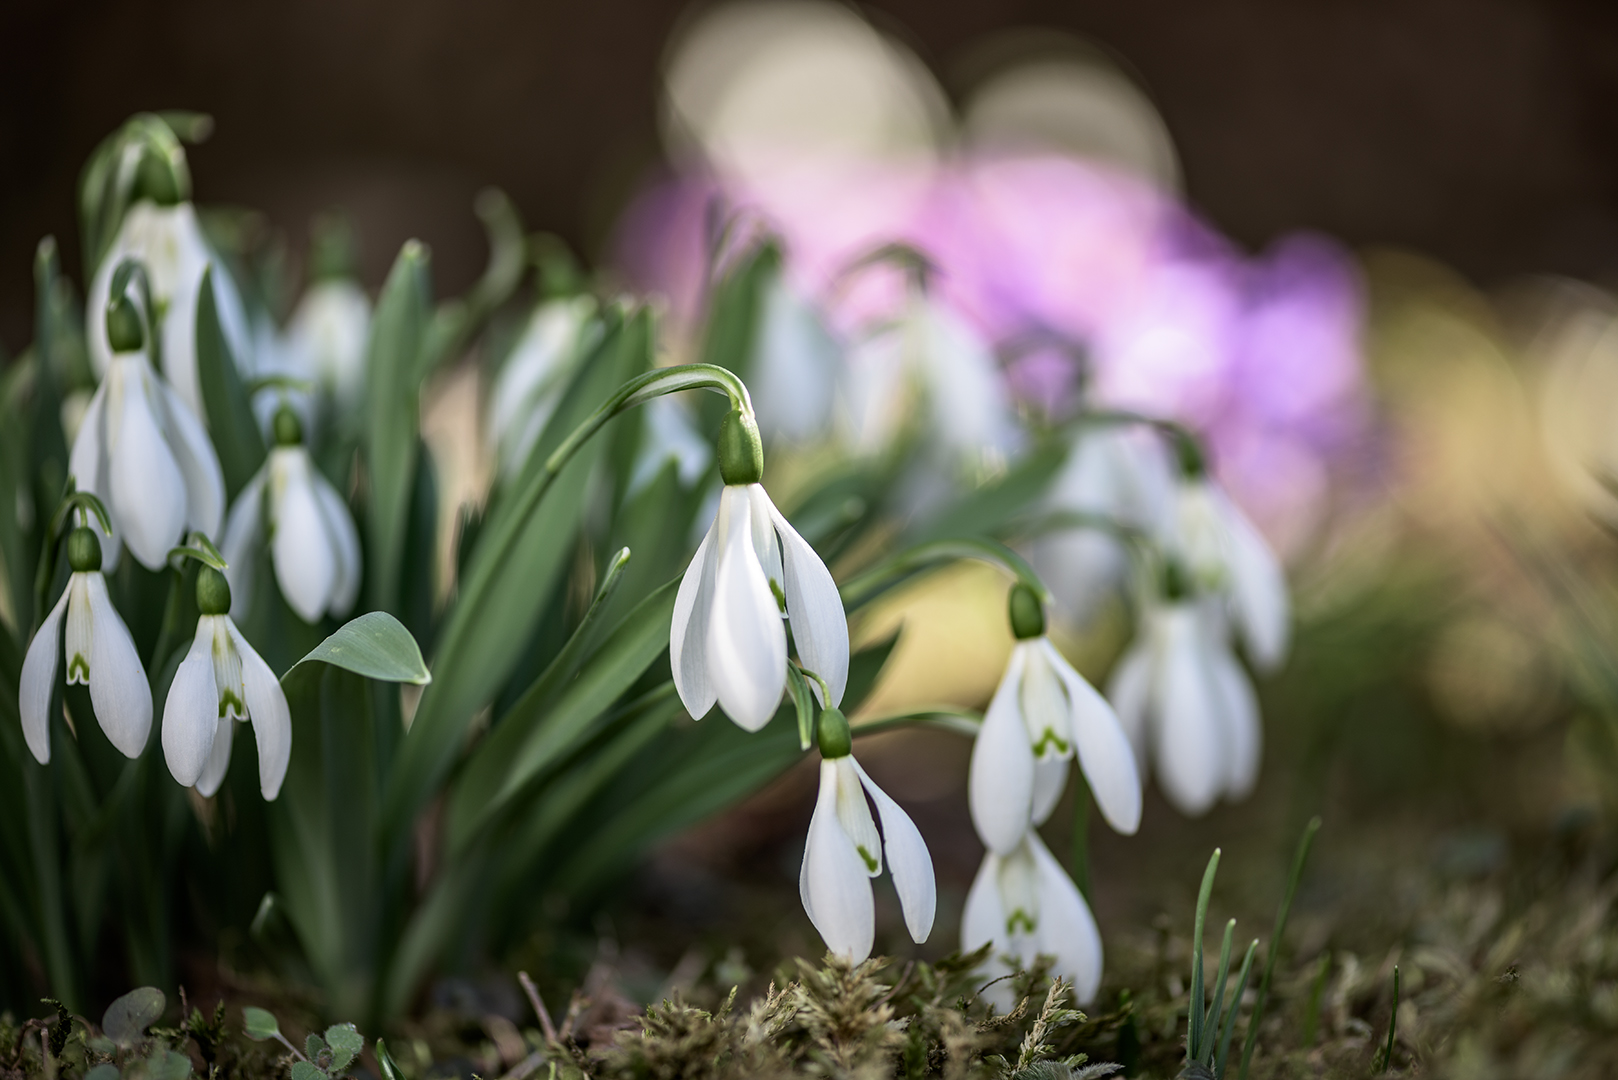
627 396 712 494
1029 425 1174 620
20 527 151 762
221 422 361 624
751 271 841 442
1106 598 1260 817
285 278 371 416
801 750 935 963
162 577 290 800
87 202 253 418
671 482 847 730
71 301 225 571
1170 476 1290 672
962 830 1103 1007
970 627 1140 857
488 296 598 477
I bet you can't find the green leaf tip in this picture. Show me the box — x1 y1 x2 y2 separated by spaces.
286 611 431 685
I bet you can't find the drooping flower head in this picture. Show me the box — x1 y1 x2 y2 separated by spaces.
800 708 935 963
487 296 599 478
20 521 152 762
71 288 226 571
970 583 1142 857
162 564 291 800
671 407 848 730
221 405 361 624
1106 563 1261 817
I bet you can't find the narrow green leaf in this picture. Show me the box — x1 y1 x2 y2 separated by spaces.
366 242 431 614
196 264 266 497
1189 848 1221 1063
787 664 815 751
285 612 429 685
1237 816 1321 1079
376 1040 406 1080
102 986 165 1046
1217 939 1259 1078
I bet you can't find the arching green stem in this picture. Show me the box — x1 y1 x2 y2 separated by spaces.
845 706 983 740
109 258 163 372
1074 408 1208 477
46 488 113 543
839 537 1051 612
165 531 228 573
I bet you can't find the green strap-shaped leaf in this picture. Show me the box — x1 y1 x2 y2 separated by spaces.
366 241 431 615
197 264 267 497
284 612 429 685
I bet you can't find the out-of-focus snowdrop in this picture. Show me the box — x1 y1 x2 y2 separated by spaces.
672 409 848 730
1029 424 1174 619
221 406 361 623
969 584 1140 855
962 828 1103 1008
750 266 842 442
86 175 253 420
284 278 371 418
1168 462 1290 673
1106 578 1260 817
487 296 599 477
627 395 712 494
843 288 1016 467
800 707 935 963
162 565 291 800
71 291 225 570
20 522 151 763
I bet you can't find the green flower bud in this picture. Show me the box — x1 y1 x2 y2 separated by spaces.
106 295 145 353
132 146 186 207
817 706 853 759
1008 582 1046 641
717 408 764 486
1174 431 1206 479
197 566 232 616
66 527 102 573
1161 558 1193 602
272 405 304 447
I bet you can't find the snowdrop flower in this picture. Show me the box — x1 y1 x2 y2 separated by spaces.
800 708 935 962
162 565 291 799
87 201 253 419
20 524 152 762
488 296 598 477
962 829 1103 1007
970 584 1141 856
221 406 360 623
1029 425 1174 619
1170 463 1289 672
672 408 848 730
1106 576 1260 817
751 270 841 442
284 277 371 416
71 294 225 571
844 292 1015 462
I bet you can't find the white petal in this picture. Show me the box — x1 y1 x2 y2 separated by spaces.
270 449 338 622
1019 643 1073 760
670 519 718 720
1043 639 1141 836
747 487 784 590
1105 636 1154 778
230 621 291 799
71 371 123 570
1031 757 1069 827
800 760 875 962
969 645 1035 856
960 851 1017 1013
20 588 71 763
312 469 362 616
109 367 188 569
1218 490 1290 672
64 576 91 685
832 758 882 876
707 487 787 730
1154 607 1224 816
1207 636 1262 799
163 622 219 786
766 494 849 706
194 717 235 797
85 573 152 757
854 759 936 943
155 373 225 538
220 470 266 618
1029 832 1104 1005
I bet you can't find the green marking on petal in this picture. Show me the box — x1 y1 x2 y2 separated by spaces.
1030 728 1070 757
1006 909 1037 935
218 690 246 720
67 654 90 684
769 578 787 614
857 844 879 873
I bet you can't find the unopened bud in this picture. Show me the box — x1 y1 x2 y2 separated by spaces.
66 527 102 573
1008 583 1046 640
197 566 232 616
816 706 853 759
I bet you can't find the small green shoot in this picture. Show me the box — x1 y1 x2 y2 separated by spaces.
1377 965 1401 1072
1237 815 1322 1079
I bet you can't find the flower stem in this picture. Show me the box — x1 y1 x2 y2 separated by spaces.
838 537 1050 612
1070 769 1092 902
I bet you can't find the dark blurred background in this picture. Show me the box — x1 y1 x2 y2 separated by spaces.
6 0 1618 351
